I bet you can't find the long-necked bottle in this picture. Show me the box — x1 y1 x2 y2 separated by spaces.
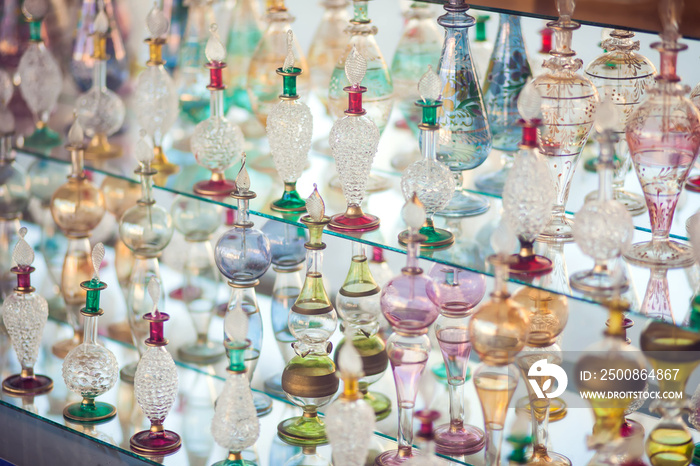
476 14 531 196
224 0 263 112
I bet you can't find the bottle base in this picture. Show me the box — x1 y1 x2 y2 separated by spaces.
434 423 485 455
63 401 116 423
130 429 182 455
623 240 695 269
2 374 53 396
177 341 225 365
570 268 629 295
435 190 490 218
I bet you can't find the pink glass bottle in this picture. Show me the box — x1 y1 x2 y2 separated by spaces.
376 195 441 466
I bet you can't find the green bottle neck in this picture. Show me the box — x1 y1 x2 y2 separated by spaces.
475 16 489 42
29 21 42 42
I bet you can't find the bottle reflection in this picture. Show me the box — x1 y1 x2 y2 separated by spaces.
641 267 674 324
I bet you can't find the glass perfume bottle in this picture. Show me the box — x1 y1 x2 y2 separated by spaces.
267 31 313 213
403 410 442 466
17 0 62 152
261 218 306 398
429 263 486 455
224 0 263 112
215 156 273 416
62 243 119 423
325 331 376 466
375 195 441 466
329 47 381 232
49 117 106 359
2 227 53 395
308 0 350 113
584 30 656 216
574 298 646 464
119 133 174 382
130 278 181 455
211 301 260 466
641 321 700 466
278 187 339 446
134 4 180 178
391 1 442 139
399 66 454 249
624 4 700 268
190 23 245 197
328 0 393 134
469 224 529 466
435 0 492 218
532 0 599 242
501 82 554 276
75 3 126 160
688 84 700 192
171 195 224 364
471 15 492 81
247 0 309 126
530 25 552 78
476 14 532 196
571 101 634 293
335 240 390 419
504 412 532 465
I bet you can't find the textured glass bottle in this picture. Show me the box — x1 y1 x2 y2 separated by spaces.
532 0 599 242
278 187 339 446
49 118 106 359
584 30 656 216
624 17 700 268
75 4 126 160
267 32 313 213
328 0 393 134
399 66 454 248
476 14 532 196
224 0 263 112
435 0 492 218
17 0 62 152
62 243 119 423
134 4 180 178
2 227 53 395
171 195 223 364
130 279 181 455
376 196 441 466
247 0 309 126
119 134 174 382
215 158 273 416
329 47 381 232
191 24 245 197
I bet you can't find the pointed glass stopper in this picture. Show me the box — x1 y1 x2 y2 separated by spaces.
418 66 441 104
13 227 34 268
205 24 226 63
146 2 169 39
68 114 85 147
283 30 295 72
306 184 325 221
402 193 426 234
338 328 364 379
236 154 251 194
345 46 367 88
94 4 109 35
659 0 680 44
147 277 160 317
557 0 575 21
135 130 154 166
224 296 248 345
517 82 542 122
594 99 620 134
92 242 105 281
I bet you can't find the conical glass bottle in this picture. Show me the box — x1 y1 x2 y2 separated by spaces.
624 4 700 268
49 117 106 359
224 0 263 112
328 0 393 134
476 14 531 196
532 0 599 242
470 14 492 81
247 0 309 126
584 30 656 216
17 0 62 152
435 0 492 218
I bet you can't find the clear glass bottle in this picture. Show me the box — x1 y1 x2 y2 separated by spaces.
134 4 180 178
62 243 119 422
470 14 492 81
399 66 455 249
532 0 599 242
130 279 181 454
191 24 245 197
278 187 339 446
75 3 126 160
584 30 656 216
375 196 441 466
119 133 174 382
476 14 532 196
49 117 106 359
2 227 53 395
267 32 313 213
224 0 263 112
435 0 492 218
171 195 224 364
328 0 393 134
329 47 381 232
17 0 62 152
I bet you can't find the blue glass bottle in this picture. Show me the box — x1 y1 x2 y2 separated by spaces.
475 14 531 196
435 0 492 218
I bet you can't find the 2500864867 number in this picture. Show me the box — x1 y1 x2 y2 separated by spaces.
598 368 679 381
